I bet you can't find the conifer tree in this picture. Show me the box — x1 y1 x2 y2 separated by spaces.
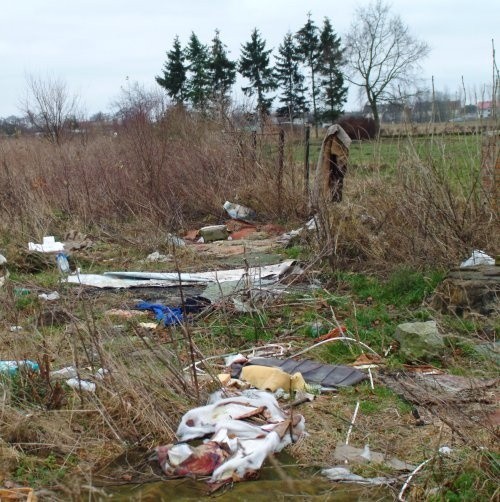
275 32 307 123
156 35 187 105
318 18 347 123
208 30 236 113
238 28 276 124
296 13 321 136
185 32 211 111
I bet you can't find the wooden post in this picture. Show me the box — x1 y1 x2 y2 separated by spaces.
277 129 285 213
481 130 499 214
250 130 257 163
304 126 310 197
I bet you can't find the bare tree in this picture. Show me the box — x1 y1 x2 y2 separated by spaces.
22 74 81 144
345 0 430 135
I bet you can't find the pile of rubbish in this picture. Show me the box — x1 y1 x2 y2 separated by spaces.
157 389 305 486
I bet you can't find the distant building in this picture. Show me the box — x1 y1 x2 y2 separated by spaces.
477 101 498 118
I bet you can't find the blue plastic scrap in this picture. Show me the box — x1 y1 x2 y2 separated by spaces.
135 301 183 325
0 360 40 375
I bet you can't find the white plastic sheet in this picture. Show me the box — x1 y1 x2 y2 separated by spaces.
158 389 306 484
67 260 296 289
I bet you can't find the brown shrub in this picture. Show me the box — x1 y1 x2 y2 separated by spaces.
0 109 308 241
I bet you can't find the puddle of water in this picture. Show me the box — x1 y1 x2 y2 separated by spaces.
93 459 393 501
96 477 392 501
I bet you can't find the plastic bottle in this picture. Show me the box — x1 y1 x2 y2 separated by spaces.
56 253 70 275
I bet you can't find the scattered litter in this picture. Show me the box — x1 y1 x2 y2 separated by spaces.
50 366 78 379
322 466 396 486
38 291 60 301
145 251 172 262
28 236 64 253
67 260 296 289
231 286 288 312
234 357 367 389
135 301 183 325
224 353 247 366
0 253 7 265
14 288 30 296
199 225 229 243
223 201 256 222
165 233 186 247
94 368 109 380
438 446 452 455
460 250 494 267
9 326 23 332
334 443 415 471
0 360 40 375
66 378 96 393
304 217 317 231
156 389 305 485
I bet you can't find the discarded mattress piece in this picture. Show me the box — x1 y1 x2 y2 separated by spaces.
66 260 295 289
135 301 183 325
156 389 305 485
233 358 367 389
239 365 307 392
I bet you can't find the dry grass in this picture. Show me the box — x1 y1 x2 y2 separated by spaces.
313 132 498 270
0 109 308 244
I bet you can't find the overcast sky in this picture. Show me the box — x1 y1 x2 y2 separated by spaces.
1 0 498 117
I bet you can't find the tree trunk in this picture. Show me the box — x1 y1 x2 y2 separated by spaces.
370 100 381 138
311 65 318 138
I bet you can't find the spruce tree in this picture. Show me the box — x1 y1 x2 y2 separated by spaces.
208 30 236 114
275 32 307 123
238 28 276 125
296 13 321 136
185 32 211 112
156 35 187 105
318 18 347 123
